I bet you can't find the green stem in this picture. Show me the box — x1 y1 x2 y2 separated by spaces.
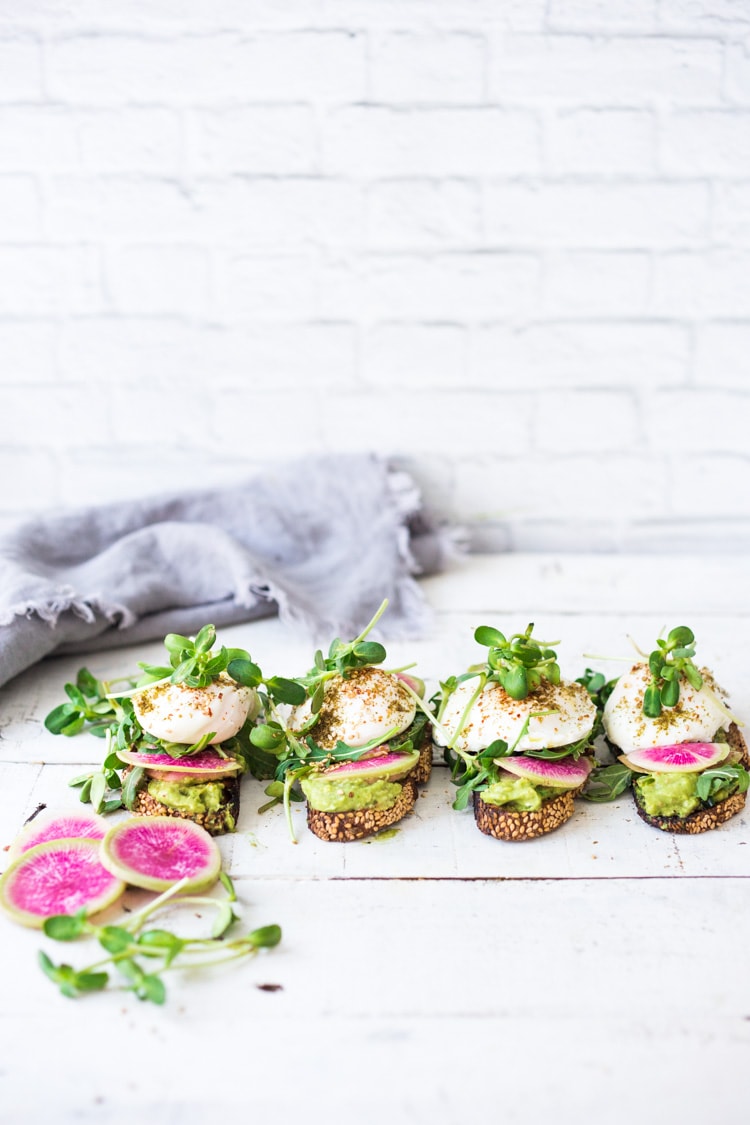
352 598 389 645
105 675 173 700
448 673 486 752
120 877 192 932
398 680 454 749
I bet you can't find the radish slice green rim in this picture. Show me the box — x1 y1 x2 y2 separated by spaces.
100 816 221 894
9 810 109 860
0 838 125 929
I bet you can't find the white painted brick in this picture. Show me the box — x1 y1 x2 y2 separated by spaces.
548 0 658 32
187 108 316 175
370 32 485 105
0 0 547 35
0 38 42 100
546 110 656 177
226 32 366 103
0 245 101 315
652 251 750 317
725 39 750 105
668 456 750 518
535 390 639 452
58 317 356 387
367 180 480 249
319 391 532 456
712 182 750 246
694 323 750 387
0 108 79 172
661 112 750 176
107 245 210 316
218 252 540 322
452 455 662 522
542 252 651 317
192 179 365 249
57 447 260 509
323 108 540 177
217 253 335 323
485 182 708 249
644 390 750 453
363 324 467 387
47 33 365 105
471 322 689 388
0 321 57 381
489 35 723 105
59 318 203 383
0 449 59 512
109 385 215 446
0 176 41 239
359 254 540 320
44 177 198 242
660 1 750 35
0 385 111 447
78 109 183 174
211 391 327 457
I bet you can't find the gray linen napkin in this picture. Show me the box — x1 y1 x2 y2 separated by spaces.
0 455 461 688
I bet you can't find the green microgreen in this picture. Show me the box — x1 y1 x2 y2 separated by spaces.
579 762 634 803
42 625 303 815
695 762 749 805
38 876 281 1005
474 623 561 701
642 626 703 718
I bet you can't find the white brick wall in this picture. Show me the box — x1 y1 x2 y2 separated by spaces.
0 0 749 551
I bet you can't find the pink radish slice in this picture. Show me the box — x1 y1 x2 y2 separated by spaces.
498 755 592 789
324 749 419 781
0 838 125 929
116 750 242 780
623 742 728 773
10 810 108 859
100 816 221 893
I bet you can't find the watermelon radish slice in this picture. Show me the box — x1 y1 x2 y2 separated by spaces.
116 749 242 781
621 742 729 774
0 838 125 929
497 755 593 789
100 816 221 893
323 749 419 782
9 810 108 860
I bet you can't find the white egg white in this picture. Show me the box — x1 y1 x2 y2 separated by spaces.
434 676 597 753
132 675 257 745
287 666 416 751
602 662 730 753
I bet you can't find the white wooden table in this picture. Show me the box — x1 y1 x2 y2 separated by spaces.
1 554 749 1124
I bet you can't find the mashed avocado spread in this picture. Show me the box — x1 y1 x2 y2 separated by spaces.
636 773 700 818
147 779 232 828
301 774 402 813
482 777 542 811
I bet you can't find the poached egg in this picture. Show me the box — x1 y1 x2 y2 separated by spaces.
132 675 257 746
433 676 596 754
287 666 416 751
602 663 730 753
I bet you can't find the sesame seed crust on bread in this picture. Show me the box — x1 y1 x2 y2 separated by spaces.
473 788 575 842
307 779 418 842
632 784 746 834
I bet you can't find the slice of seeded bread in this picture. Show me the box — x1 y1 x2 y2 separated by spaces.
473 789 575 842
632 784 745 834
307 779 418 842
